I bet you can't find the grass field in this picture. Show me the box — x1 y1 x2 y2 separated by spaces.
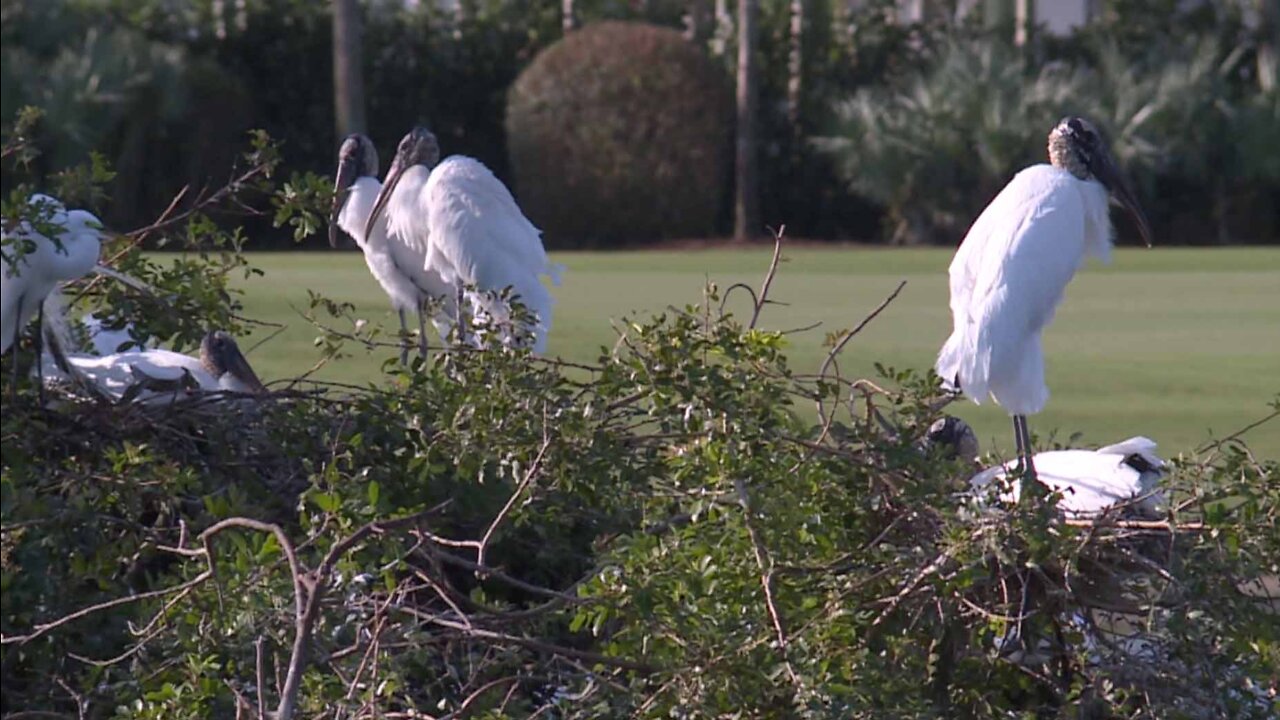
227 246 1280 461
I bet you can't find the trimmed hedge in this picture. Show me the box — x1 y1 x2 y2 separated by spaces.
506 21 733 248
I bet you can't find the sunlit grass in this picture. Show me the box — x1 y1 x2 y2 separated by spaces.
225 246 1280 460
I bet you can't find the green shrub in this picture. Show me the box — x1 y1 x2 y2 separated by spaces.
816 31 1280 245
815 38 1089 245
506 21 733 248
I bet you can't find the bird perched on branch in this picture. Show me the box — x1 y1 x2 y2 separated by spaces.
330 133 458 364
926 416 1166 518
365 126 562 354
936 117 1154 480
2 194 103 355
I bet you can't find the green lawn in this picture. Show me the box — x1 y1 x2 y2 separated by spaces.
228 246 1280 461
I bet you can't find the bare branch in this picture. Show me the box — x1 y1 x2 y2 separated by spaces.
478 437 551 569
750 226 786 329
733 478 801 689
1 570 213 646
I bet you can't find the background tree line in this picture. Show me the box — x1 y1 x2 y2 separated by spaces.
1 0 1276 247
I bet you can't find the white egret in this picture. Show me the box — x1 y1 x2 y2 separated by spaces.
330 133 457 364
926 416 1166 518
2 194 103 354
935 117 1153 478
365 127 562 354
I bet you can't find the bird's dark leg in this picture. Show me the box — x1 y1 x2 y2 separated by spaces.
1016 415 1037 479
397 308 410 366
35 302 45 407
455 286 468 347
416 304 429 361
1014 414 1045 506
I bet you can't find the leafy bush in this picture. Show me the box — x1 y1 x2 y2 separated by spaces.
815 38 1087 244
4 126 1277 715
816 28 1280 245
506 21 733 247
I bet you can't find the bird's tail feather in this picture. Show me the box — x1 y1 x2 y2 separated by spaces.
937 329 989 404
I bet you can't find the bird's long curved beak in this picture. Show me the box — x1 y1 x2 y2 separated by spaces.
1094 154 1154 248
330 154 359 248
224 344 268 394
364 152 406 243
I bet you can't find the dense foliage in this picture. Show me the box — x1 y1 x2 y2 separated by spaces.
2 0 1276 245
3 135 1278 717
507 21 733 247
817 6 1279 244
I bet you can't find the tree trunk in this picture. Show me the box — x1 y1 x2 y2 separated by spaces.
733 0 760 241
1013 0 1030 47
563 0 577 34
332 0 366 139
786 0 807 134
1257 0 1277 92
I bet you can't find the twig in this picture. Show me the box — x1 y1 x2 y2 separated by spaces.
814 280 908 446
1195 406 1279 454
870 550 950 629
750 227 787 329
436 676 521 720
477 437 551 569
733 478 800 688
256 637 268 720
392 605 657 673
1061 518 1206 531
1 570 213 646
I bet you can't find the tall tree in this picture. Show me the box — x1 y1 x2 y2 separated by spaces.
1013 0 1030 47
786 0 808 133
734 0 760 240
563 0 577 33
1257 0 1276 92
332 0 366 138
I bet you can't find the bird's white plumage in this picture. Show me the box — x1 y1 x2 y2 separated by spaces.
39 348 253 404
81 313 143 355
2 194 103 353
385 157 562 354
969 436 1165 517
337 176 456 339
937 165 1112 416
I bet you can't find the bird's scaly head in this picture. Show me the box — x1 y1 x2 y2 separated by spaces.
364 126 441 242
200 330 267 394
1048 116 1153 247
330 134 379 248
925 416 980 463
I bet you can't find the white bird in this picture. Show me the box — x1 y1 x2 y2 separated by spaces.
935 117 1153 477
330 133 458 364
41 295 266 405
365 126 562 354
2 194 103 354
81 313 144 355
926 416 1166 518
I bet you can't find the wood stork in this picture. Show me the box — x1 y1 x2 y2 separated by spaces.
81 313 144 355
2 194 103 354
365 126 562 354
936 117 1153 480
41 294 266 405
331 133 458 364
926 416 1166 518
